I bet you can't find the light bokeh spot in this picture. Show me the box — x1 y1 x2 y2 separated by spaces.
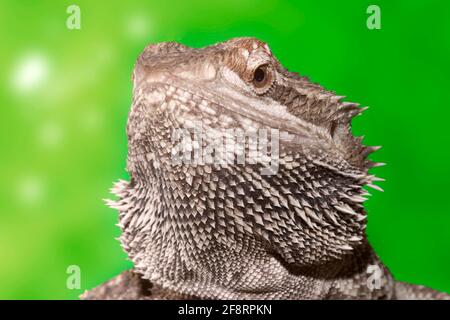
125 14 152 40
17 176 45 207
11 52 49 93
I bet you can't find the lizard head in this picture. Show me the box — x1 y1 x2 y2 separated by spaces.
113 38 383 270
131 37 380 170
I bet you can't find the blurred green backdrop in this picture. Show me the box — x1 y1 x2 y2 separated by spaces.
0 0 449 299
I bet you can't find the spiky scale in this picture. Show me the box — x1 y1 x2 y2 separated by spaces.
83 37 448 301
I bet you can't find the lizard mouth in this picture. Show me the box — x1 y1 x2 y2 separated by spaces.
151 78 385 195
142 78 330 144
138 70 381 170
141 78 380 173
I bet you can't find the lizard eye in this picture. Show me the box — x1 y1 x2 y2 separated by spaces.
251 64 273 94
254 66 266 83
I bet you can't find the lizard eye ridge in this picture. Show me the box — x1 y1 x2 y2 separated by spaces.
251 64 274 94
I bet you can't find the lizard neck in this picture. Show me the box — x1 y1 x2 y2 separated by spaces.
111 179 393 299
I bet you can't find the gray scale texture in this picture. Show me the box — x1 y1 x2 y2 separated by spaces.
82 38 449 300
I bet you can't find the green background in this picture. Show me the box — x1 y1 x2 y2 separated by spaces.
0 0 449 299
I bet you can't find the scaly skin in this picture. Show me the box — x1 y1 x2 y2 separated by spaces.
82 38 449 300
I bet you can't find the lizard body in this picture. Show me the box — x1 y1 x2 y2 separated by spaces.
83 38 449 300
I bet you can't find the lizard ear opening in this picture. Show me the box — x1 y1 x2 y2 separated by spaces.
251 64 274 95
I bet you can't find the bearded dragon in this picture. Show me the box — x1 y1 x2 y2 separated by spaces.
82 38 449 300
